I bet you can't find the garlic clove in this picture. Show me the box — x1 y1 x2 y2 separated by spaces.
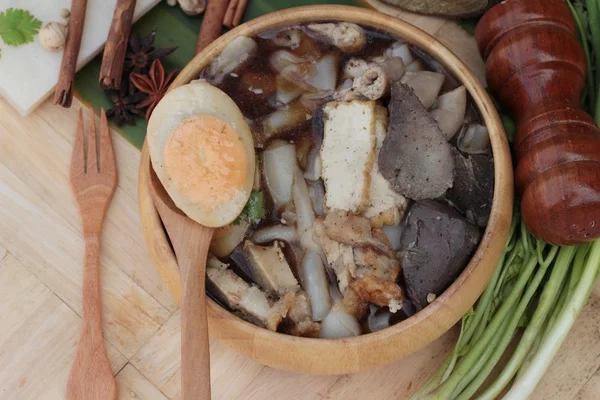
39 22 68 52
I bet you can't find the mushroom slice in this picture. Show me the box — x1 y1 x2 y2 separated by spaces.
352 65 390 100
387 43 414 65
306 22 366 53
400 71 445 108
251 225 299 244
308 54 339 93
242 241 300 296
431 86 467 140
274 52 338 93
375 57 405 81
206 36 257 84
210 219 251 258
206 257 295 331
319 299 362 338
457 123 491 155
262 140 296 208
406 59 426 72
271 75 304 109
302 250 332 321
260 99 310 140
333 78 360 102
270 50 311 72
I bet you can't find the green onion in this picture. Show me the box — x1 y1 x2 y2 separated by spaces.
505 242 600 399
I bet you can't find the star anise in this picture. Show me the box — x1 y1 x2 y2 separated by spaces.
125 27 178 74
105 79 147 126
130 59 178 122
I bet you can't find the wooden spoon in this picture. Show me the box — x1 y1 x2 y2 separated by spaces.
147 164 213 400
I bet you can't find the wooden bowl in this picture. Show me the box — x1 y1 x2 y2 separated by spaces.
138 5 513 375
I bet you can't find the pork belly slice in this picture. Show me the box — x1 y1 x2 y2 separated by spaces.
321 210 396 258
313 212 404 313
341 287 369 319
321 100 377 213
314 218 358 293
353 247 400 283
284 291 321 337
350 275 404 313
206 257 295 331
243 240 300 296
364 105 409 227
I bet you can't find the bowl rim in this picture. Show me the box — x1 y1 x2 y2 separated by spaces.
138 4 514 374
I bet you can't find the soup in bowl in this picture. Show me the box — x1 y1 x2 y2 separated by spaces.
138 5 513 375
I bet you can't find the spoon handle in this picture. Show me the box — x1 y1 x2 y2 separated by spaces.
178 226 214 400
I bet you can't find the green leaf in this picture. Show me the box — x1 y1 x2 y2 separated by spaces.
244 191 265 225
232 190 265 226
0 8 42 46
501 115 516 143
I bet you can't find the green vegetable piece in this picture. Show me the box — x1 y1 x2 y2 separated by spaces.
501 115 516 142
457 17 480 36
232 190 265 226
244 191 265 225
0 8 42 46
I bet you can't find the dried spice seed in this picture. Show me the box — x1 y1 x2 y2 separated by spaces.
130 59 178 121
105 79 147 126
125 27 177 74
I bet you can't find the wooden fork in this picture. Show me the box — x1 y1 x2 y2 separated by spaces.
66 108 118 400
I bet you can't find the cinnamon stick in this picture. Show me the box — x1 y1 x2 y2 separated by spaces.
223 0 238 28
99 0 137 90
195 0 230 54
232 0 248 27
54 0 88 108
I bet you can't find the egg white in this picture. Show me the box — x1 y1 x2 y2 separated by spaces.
147 81 255 227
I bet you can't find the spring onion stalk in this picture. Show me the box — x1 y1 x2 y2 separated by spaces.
586 0 600 91
426 232 539 399
505 241 600 399
568 0 596 111
476 246 575 400
453 244 559 400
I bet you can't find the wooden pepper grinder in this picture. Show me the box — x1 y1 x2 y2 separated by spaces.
476 0 600 245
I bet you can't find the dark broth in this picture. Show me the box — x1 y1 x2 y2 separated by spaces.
201 24 489 335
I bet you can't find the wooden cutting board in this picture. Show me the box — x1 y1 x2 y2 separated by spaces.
0 0 160 116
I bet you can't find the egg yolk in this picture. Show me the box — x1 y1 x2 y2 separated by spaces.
163 115 248 212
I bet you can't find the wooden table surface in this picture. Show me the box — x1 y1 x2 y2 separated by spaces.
2 2 600 399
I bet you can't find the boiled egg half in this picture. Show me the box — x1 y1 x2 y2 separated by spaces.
147 81 255 227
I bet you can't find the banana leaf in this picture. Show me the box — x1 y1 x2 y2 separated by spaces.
75 0 364 149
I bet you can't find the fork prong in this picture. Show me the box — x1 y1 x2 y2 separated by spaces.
99 108 117 174
87 107 98 173
70 109 86 177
